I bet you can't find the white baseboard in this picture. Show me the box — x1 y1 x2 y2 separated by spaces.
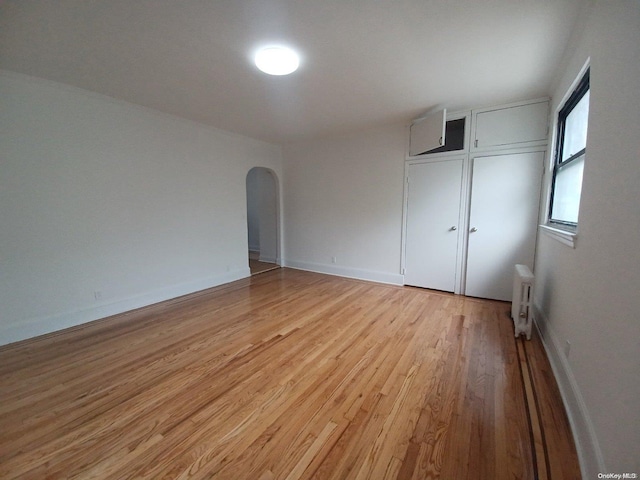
283 259 403 286
1 268 250 346
258 255 278 264
533 304 605 478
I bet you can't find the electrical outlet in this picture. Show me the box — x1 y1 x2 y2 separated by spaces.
564 340 571 358
94 291 102 301
331 256 337 264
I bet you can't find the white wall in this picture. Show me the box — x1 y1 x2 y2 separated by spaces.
0 70 282 345
282 124 406 284
534 0 640 475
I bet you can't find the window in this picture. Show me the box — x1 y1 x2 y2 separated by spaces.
549 69 590 229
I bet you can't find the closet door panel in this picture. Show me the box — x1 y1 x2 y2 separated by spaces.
465 152 543 301
404 160 463 291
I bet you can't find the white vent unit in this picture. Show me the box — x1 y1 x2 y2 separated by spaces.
511 264 534 340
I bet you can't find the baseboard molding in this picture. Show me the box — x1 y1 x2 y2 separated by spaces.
283 259 403 286
1 268 250 347
532 304 605 478
258 255 278 264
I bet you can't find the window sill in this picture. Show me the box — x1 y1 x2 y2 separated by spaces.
539 224 577 248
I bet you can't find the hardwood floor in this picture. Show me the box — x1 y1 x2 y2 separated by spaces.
0 268 580 479
250 259 280 275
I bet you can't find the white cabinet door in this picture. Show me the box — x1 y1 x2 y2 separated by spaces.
404 159 463 291
465 152 544 301
472 101 548 150
409 110 446 156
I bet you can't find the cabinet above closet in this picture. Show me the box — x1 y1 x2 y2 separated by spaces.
407 97 549 159
408 109 447 156
409 111 469 158
471 99 549 152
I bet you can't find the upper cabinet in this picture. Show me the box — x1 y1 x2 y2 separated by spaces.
407 98 549 159
409 111 469 158
409 109 447 156
471 99 549 151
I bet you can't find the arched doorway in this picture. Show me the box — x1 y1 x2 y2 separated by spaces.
246 167 280 275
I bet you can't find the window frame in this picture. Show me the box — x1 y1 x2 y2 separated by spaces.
548 68 590 230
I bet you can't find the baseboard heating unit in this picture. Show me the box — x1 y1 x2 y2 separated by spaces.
511 264 534 340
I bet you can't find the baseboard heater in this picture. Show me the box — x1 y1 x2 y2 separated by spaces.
511 264 534 340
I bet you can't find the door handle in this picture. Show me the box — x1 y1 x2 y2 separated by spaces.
470 227 478 233
450 226 457 231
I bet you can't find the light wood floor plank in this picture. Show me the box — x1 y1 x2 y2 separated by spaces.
0 268 580 479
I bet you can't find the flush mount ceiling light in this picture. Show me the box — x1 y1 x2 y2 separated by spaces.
254 46 300 76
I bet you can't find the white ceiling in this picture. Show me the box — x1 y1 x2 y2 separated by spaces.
0 0 584 144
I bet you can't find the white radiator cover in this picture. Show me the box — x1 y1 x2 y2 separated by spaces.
511 264 534 340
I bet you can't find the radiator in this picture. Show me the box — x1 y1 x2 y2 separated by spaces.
511 264 534 340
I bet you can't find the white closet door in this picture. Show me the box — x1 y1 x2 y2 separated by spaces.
404 159 463 291
465 152 543 301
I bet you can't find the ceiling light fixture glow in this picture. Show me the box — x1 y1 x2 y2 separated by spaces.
254 46 300 76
